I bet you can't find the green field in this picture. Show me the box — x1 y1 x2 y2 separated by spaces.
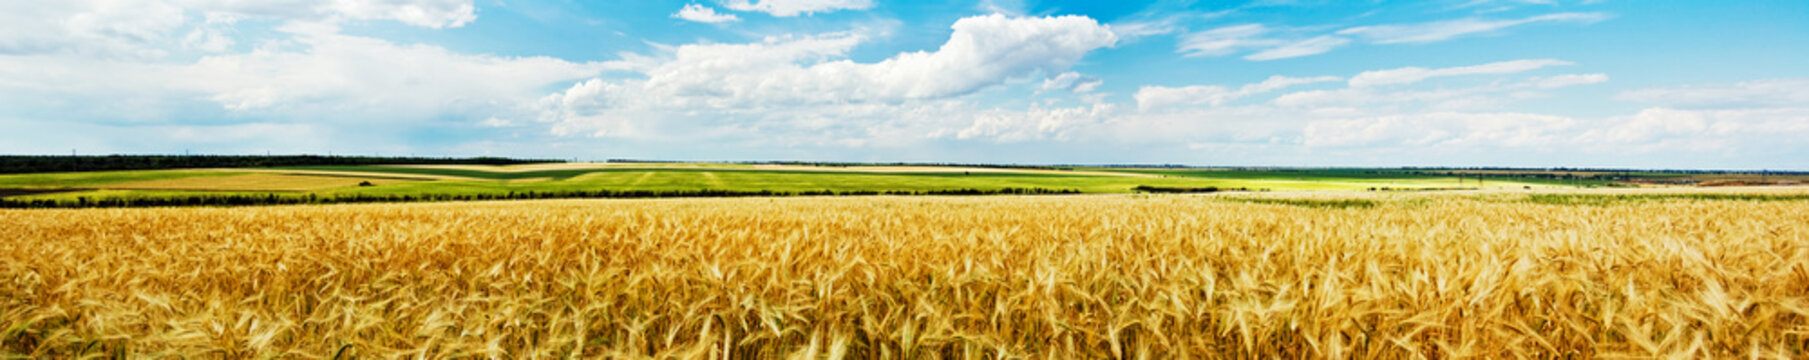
0 169 249 189
0 164 1571 206
1093 168 1621 187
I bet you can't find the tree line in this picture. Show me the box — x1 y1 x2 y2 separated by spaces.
1399 166 1809 176
0 155 564 174
0 187 1082 209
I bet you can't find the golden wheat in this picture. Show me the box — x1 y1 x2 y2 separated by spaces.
3 194 1807 358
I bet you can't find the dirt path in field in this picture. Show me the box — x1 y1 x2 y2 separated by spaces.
701 172 724 186
630 172 655 186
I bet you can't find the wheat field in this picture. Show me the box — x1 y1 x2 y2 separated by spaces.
3 194 1807 358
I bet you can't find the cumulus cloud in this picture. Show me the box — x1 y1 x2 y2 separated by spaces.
945 103 1117 142
1598 108 1708 144
1584 81 1809 154
0 0 591 131
0 0 578 126
0 1 186 58
1339 12 1608 44
1349 59 1572 87
1113 59 1648 159
1231 75 1805 163
184 0 478 28
0 25 613 153
537 14 1118 138
184 31 612 117
723 0 874 17
0 0 477 59
1041 72 1103 93
1571 107 1809 155
672 3 738 23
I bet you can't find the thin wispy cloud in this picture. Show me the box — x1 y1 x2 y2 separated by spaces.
1245 35 1351 61
1174 12 1609 62
1177 24 1278 57
1349 59 1574 87
1340 12 1610 44
1136 75 1342 110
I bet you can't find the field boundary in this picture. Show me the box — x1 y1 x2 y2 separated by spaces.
0 188 89 198
0 187 1084 209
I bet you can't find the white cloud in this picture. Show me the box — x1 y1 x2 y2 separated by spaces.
1245 35 1351 61
723 0 874 17
0 0 477 59
181 13 239 53
1585 81 1809 154
1108 13 1196 40
1575 107 1809 155
1274 77 1597 112
1135 86 1235 110
1172 76 1806 163
1136 75 1340 110
185 0 478 29
947 103 1116 142
1116 60 1649 158
0 29 612 134
0 1 186 58
1041 72 1103 93
672 3 738 23
184 32 611 118
537 14 1117 139
1349 59 1572 87
1525 73 1608 88
1170 11 1608 62
1339 12 1608 44
1616 79 1809 108
1303 112 1575 148
1599 108 1707 143
0 0 578 130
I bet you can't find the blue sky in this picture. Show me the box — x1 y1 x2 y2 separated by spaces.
3 0 1807 169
